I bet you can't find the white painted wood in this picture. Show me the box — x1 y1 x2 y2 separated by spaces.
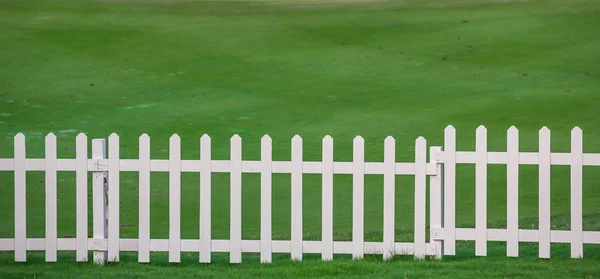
45 134 58 262
108 134 120 262
475 126 488 256
260 135 272 263
583 154 600 166
0 158 433 175
169 135 181 263
443 126 456 255
291 135 303 260
14 133 26 262
230 135 242 263
352 136 364 260
429 146 443 259
414 137 427 259
583 232 600 244
92 139 107 264
200 135 212 263
538 127 551 258
383 136 395 260
322 135 334 261
138 134 151 263
506 127 519 257
570 127 583 258
76 134 88 262
0 158 435 174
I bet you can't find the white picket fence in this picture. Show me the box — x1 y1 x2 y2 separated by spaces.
0 125 599 264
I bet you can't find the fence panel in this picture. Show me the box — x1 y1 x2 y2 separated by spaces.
2 126 599 264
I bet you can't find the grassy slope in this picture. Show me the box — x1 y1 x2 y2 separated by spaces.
0 0 599 277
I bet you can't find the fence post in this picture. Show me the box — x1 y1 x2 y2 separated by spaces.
429 146 444 259
92 139 108 265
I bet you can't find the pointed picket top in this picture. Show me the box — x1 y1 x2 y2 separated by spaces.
14 133 25 140
476 126 487 138
261 134 272 142
539 126 550 134
322 135 333 153
139 133 150 140
292 135 302 143
507 126 519 146
571 127 583 148
45 133 57 141
384 136 395 144
415 136 426 145
231 134 242 141
76 133 87 141
170 134 181 142
201 134 211 141
445 125 456 133
109 133 119 140
262 135 272 154
353 136 364 144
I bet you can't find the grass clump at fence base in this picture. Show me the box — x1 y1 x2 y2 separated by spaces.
1 0 600 277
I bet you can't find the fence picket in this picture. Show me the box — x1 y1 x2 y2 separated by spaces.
76 133 88 262
322 136 334 261
291 136 303 260
139 134 151 263
352 136 365 260
429 146 443 259
169 135 182 262
92 139 107 264
414 137 427 259
45 134 58 262
538 127 551 258
230 135 242 263
506 127 519 257
261 135 273 263
383 136 395 260
108 134 120 262
14 133 26 262
443 126 457 255
570 127 583 258
200 135 212 263
475 126 488 256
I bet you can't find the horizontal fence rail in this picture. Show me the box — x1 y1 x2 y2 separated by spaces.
1 125 599 264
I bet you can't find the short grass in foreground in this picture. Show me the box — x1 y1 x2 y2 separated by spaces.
0 0 600 277
1 243 600 278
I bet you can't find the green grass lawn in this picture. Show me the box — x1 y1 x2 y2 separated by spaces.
1 0 600 277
